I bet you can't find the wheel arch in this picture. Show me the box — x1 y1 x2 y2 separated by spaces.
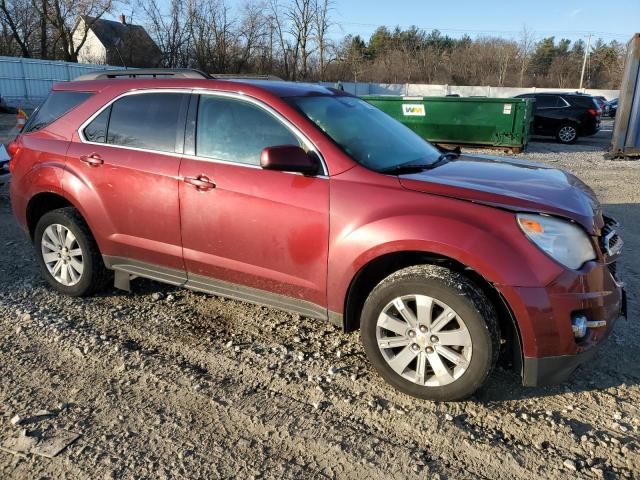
26 192 76 240
559 118 582 131
341 250 523 372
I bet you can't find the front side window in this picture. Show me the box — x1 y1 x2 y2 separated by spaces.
288 95 441 171
106 93 184 152
25 91 93 133
196 96 300 165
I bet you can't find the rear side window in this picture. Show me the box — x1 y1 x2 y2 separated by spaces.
105 93 185 153
569 96 599 109
24 91 93 133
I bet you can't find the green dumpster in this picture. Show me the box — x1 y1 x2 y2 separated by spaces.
362 96 534 152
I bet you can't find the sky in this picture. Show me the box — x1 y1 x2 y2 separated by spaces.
114 0 638 45
327 0 638 44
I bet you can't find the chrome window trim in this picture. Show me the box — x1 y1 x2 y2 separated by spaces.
76 87 328 176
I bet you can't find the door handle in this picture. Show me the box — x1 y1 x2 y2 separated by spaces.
183 175 216 191
79 153 103 166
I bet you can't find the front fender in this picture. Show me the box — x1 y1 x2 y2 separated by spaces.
326 171 565 314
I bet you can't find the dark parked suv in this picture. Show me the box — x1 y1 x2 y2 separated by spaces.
515 92 601 144
8 70 625 401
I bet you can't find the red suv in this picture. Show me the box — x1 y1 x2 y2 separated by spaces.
8 69 626 401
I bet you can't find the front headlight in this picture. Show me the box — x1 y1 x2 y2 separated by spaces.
517 214 596 270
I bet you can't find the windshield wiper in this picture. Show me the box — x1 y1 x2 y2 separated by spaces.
438 151 460 161
378 163 438 174
380 152 459 174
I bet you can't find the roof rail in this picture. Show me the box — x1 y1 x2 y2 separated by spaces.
74 68 212 81
212 74 283 81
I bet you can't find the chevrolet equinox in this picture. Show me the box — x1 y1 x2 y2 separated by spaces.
8 69 626 401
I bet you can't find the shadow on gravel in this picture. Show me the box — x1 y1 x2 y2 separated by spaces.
527 137 610 154
476 360 639 403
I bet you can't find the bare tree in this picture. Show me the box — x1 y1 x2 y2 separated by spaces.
35 0 48 58
142 0 191 67
269 0 293 79
235 1 268 72
495 40 518 86
47 0 114 62
312 0 332 80
517 26 535 87
188 0 237 73
0 0 38 57
286 0 314 79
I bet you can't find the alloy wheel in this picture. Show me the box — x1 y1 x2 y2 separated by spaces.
376 294 473 387
41 224 84 286
558 125 577 143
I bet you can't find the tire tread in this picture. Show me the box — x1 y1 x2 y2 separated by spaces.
362 264 500 401
35 207 111 296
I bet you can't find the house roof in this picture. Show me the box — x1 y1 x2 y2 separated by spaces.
81 16 161 58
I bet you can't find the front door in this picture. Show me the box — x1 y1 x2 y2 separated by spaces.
178 94 329 314
65 91 189 274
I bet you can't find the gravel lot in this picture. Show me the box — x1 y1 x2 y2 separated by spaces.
0 117 638 479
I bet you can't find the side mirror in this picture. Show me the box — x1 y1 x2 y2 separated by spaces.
260 145 319 175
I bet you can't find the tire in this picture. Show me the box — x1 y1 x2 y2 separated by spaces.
34 207 112 296
360 265 499 401
556 123 578 144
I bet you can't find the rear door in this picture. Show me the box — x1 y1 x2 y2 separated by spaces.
532 95 566 135
178 93 329 315
64 91 190 278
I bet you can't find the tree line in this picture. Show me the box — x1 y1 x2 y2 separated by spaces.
334 27 625 89
0 0 626 89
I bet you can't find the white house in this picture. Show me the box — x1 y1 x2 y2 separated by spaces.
73 15 162 67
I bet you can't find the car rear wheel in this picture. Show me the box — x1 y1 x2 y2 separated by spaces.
556 123 578 144
34 207 111 296
360 265 499 401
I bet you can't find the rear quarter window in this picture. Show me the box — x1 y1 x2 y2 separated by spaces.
24 91 93 133
566 96 597 109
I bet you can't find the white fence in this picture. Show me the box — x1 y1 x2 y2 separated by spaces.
319 82 620 100
0 56 123 108
0 55 621 109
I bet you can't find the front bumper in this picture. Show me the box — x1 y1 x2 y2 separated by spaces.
500 259 626 387
523 347 601 387
522 291 626 386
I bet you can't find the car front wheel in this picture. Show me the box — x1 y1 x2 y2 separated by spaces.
360 265 499 401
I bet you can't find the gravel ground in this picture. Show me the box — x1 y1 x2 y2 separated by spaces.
0 118 639 479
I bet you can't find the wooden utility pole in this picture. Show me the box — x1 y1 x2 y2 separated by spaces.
579 33 592 90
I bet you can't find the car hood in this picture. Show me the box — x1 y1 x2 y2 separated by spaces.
398 154 604 234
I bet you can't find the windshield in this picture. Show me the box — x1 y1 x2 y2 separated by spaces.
288 95 441 171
